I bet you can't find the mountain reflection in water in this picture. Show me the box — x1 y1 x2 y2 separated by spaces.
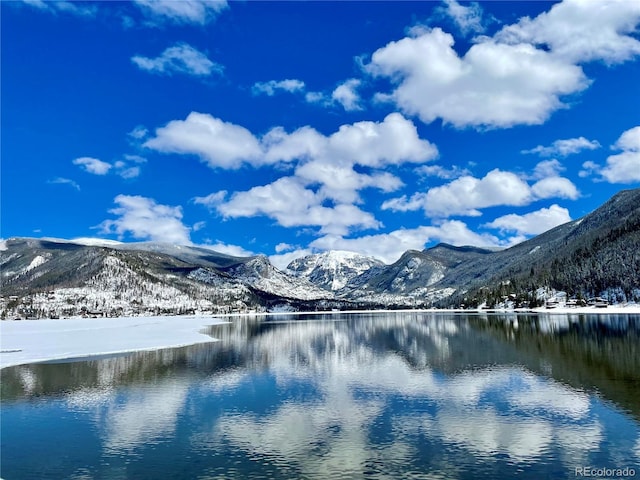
2 312 639 480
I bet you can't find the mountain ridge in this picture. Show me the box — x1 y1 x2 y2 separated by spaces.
2 188 639 317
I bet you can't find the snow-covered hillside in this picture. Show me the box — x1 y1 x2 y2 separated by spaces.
287 250 384 291
3 186 639 319
226 255 333 301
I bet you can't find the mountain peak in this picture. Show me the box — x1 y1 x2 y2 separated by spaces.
287 250 384 291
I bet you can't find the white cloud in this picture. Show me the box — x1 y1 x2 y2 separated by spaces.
73 156 112 175
270 247 314 270
48 177 80 191
383 169 533 217
495 0 640 64
155 112 437 235
322 113 438 167
98 195 192 245
383 166 579 218
144 112 263 169
522 137 601 157
484 204 572 236
531 176 580 200
132 43 222 77
128 126 149 141
133 0 228 26
531 159 565 179
123 154 147 164
367 27 588 129
415 164 471 180
275 243 295 253
295 162 402 204
20 0 97 17
252 78 362 111
73 156 144 179
215 177 381 236
262 113 438 169
304 91 330 105
438 0 486 36
614 125 640 151
117 166 142 179
200 242 254 258
310 221 502 265
193 191 228 208
331 79 363 111
252 79 306 96
600 126 640 183
579 160 600 178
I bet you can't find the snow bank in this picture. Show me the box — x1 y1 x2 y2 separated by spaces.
0 315 225 369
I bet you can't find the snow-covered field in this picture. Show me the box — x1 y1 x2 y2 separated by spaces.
0 315 225 369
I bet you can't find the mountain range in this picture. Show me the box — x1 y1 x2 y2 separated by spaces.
1 188 639 318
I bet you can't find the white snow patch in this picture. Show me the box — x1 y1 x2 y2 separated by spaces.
0 315 226 369
528 246 541 255
25 255 49 272
71 237 124 247
0 239 7 251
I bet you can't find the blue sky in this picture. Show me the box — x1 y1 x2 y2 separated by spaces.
2 0 640 268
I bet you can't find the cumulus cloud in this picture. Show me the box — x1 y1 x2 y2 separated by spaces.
193 191 228 209
484 204 572 236
252 79 306 96
73 157 112 175
382 170 531 217
531 159 565 179
600 126 640 183
269 247 314 270
382 168 578 218
201 242 254 257
73 156 144 179
144 112 263 169
366 27 588 129
494 0 640 64
132 43 222 77
331 79 363 111
304 91 330 106
98 195 192 245
578 160 600 179
215 177 381 236
133 0 228 26
365 1 640 129
148 112 438 171
522 137 601 157
176 113 437 236
438 0 486 36
310 220 502 265
530 176 579 200
252 78 362 111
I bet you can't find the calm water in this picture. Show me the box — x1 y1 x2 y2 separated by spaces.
2 312 640 480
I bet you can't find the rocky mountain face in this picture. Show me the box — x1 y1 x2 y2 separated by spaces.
1 188 639 318
286 250 384 291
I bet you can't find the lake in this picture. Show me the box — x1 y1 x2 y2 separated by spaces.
2 312 639 479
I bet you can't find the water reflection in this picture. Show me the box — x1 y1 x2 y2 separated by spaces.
2 312 639 480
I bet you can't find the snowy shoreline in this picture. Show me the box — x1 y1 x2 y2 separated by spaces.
2 306 638 369
0 315 227 369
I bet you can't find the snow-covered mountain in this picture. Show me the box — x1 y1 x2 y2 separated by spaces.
1 188 639 318
222 255 332 301
286 250 384 291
